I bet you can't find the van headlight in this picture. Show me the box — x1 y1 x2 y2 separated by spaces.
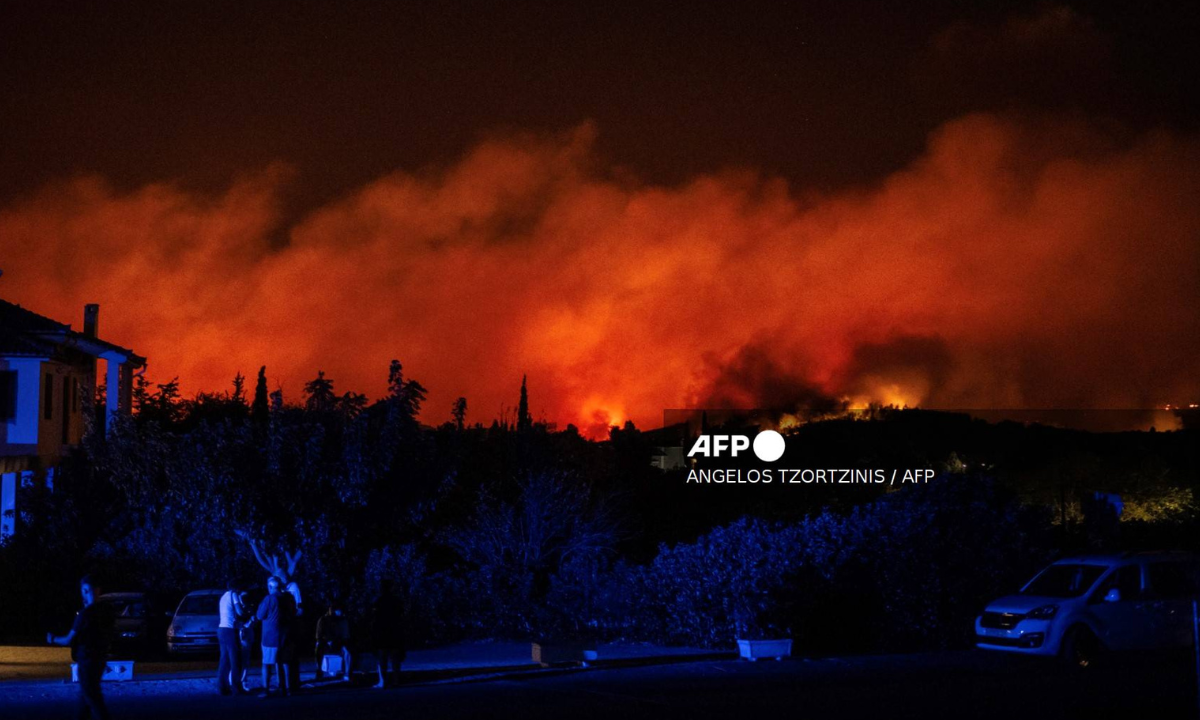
167 627 176 638
1027 604 1059 620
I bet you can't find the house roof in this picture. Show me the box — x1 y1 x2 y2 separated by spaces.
0 299 71 335
0 331 61 357
0 299 145 366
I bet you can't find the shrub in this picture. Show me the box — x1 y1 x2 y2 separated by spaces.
627 476 1053 651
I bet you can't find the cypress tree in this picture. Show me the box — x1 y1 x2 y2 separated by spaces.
517 375 532 432
251 365 270 431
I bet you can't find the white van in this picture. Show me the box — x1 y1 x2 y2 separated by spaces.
976 552 1197 667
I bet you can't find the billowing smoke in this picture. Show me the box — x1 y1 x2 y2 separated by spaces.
3 114 1199 434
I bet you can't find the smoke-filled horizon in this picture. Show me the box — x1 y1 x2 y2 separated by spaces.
3 112 1199 435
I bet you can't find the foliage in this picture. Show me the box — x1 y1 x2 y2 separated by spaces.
2 370 1196 654
441 470 620 637
631 478 1053 650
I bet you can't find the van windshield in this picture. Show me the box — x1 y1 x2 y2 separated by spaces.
1022 564 1107 598
176 595 220 616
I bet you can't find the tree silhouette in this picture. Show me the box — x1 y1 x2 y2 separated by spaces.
304 371 337 413
147 377 184 425
517 375 532 433
386 360 427 422
251 366 270 433
452 397 468 431
132 374 152 415
231 372 246 406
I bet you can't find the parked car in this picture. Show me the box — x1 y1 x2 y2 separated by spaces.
97 592 166 659
167 589 223 656
976 552 1198 667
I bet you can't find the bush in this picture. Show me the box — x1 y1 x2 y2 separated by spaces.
626 476 1053 651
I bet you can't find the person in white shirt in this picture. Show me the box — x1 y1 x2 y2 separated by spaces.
217 581 246 695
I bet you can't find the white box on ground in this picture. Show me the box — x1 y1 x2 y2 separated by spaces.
531 643 598 666
736 639 792 661
321 654 345 674
70 661 134 682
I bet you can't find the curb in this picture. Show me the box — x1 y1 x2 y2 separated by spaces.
0 652 738 693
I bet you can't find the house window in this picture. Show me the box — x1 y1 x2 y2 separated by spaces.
44 374 54 420
0 371 16 422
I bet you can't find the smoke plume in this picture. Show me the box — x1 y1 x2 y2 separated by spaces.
3 115 1199 434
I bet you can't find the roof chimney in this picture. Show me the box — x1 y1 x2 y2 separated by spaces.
84 304 99 338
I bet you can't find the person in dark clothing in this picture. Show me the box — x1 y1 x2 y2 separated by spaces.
235 591 255 692
278 587 300 693
48 575 113 720
283 579 304 691
370 581 406 689
256 576 295 697
314 602 352 681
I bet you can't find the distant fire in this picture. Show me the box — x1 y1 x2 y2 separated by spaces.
2 115 1199 431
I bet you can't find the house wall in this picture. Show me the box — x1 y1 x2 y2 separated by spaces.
36 360 85 461
1 357 45 448
0 357 87 461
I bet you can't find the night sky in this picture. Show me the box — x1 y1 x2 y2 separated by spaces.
2 1 1199 433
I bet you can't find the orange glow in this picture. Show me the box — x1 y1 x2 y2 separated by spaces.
578 398 625 440
2 117 1199 430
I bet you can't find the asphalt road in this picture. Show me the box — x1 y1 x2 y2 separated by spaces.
2 650 1195 720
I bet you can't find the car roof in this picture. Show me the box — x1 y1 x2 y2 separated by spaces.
98 592 145 599
182 589 226 596
1052 551 1194 566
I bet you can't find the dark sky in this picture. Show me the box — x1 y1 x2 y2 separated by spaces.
3 1 1198 213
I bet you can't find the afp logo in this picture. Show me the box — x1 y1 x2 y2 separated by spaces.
687 430 786 462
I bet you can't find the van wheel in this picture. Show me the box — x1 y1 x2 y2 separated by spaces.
1060 626 1102 669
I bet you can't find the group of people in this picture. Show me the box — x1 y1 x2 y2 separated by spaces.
50 574 408 719
216 574 303 697
219 576 408 697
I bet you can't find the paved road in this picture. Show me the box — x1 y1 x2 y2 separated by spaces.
1 650 1194 720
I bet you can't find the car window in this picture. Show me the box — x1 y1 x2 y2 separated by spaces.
1147 562 1197 599
1023 564 1107 598
99 597 146 617
1094 565 1142 602
177 595 220 615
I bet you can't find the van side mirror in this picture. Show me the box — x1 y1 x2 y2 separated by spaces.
1104 588 1121 603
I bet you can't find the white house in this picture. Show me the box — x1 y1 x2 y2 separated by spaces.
0 300 144 537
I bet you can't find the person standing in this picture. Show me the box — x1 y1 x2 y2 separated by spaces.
370 581 406 689
217 580 245 695
283 578 303 691
236 590 256 693
256 576 294 697
47 575 113 720
314 602 352 682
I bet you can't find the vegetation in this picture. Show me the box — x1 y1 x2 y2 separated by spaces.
0 364 1196 653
